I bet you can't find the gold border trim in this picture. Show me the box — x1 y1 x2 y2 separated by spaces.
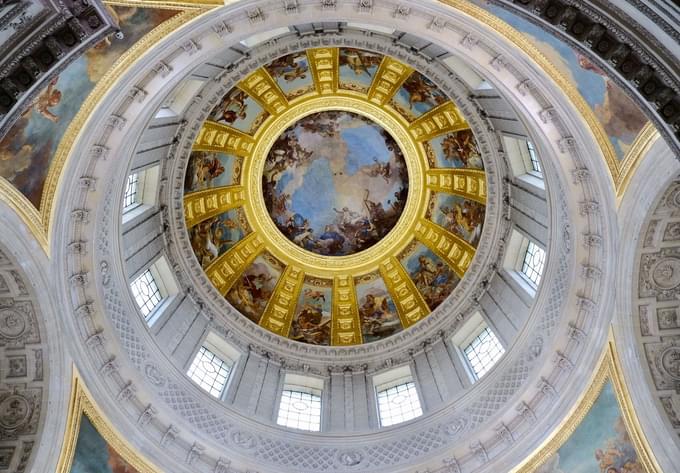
438 0 661 199
242 96 429 276
439 1 619 177
615 122 661 201
513 334 662 473
6 0 652 254
13 6 206 255
104 0 222 10
56 367 162 473
0 180 47 252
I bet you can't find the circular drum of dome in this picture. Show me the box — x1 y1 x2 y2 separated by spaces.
182 48 488 346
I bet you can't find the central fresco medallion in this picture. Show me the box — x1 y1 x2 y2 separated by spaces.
183 47 489 346
262 110 409 257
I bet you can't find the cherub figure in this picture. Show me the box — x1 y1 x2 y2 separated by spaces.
217 89 248 124
28 77 62 122
441 131 482 168
402 74 447 110
363 157 392 182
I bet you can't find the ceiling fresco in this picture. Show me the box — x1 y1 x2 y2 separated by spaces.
184 47 488 346
262 110 409 257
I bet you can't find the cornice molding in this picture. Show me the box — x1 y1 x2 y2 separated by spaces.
47 1 615 472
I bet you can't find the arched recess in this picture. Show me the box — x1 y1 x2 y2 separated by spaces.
0 198 67 473
49 2 618 472
488 0 680 155
614 134 680 473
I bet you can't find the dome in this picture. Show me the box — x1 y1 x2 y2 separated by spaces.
0 1 678 473
183 48 487 345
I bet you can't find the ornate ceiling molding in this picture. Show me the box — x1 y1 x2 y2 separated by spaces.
614 134 680 473
47 1 617 472
163 31 506 359
489 0 680 157
0 0 118 138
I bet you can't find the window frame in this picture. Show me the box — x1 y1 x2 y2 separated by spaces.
129 256 178 325
276 373 324 432
526 140 542 175
502 134 544 191
186 345 234 398
502 229 546 299
373 365 423 428
461 325 505 381
122 165 159 223
123 173 140 210
129 268 164 320
519 240 546 288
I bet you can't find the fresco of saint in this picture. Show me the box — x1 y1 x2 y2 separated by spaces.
432 193 485 247
209 87 269 134
184 151 240 193
265 52 314 98
338 48 384 92
290 284 332 345
189 210 244 268
226 255 281 324
535 382 645 473
356 277 402 342
401 243 459 310
0 6 179 208
391 71 449 121
429 130 484 170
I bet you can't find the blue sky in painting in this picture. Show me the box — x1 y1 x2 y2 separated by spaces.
276 118 399 232
487 5 606 108
285 158 336 231
26 58 91 160
482 3 650 159
231 95 266 133
402 243 441 277
341 125 393 175
338 49 382 89
556 381 627 472
70 415 114 473
185 152 239 192
393 88 434 117
0 6 177 206
270 53 313 96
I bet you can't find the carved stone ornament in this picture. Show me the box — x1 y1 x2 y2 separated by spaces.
337 450 363 467
229 430 256 449
639 249 680 300
53 6 612 473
